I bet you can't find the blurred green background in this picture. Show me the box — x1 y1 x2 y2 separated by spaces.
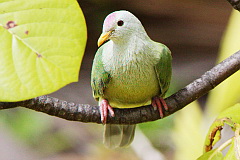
1 0 239 160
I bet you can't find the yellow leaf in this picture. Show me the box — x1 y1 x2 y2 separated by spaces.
206 10 240 116
173 101 204 160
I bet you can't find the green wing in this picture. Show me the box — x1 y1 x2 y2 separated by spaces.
154 44 172 97
91 45 111 101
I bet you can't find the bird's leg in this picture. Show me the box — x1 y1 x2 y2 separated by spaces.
100 99 115 124
151 97 168 118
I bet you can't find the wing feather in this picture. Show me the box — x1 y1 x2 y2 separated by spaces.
91 46 111 101
154 44 172 97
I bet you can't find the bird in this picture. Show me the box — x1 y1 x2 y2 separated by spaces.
91 10 172 149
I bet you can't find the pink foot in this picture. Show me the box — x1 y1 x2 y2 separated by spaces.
151 97 168 118
100 99 115 124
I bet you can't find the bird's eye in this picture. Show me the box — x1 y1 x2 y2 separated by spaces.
117 20 124 26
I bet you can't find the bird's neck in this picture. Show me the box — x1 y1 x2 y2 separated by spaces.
102 34 156 72
112 33 151 54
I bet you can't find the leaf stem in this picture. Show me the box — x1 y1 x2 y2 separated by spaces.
209 138 233 160
217 138 233 152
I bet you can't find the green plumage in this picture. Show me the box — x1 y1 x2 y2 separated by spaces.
104 124 136 148
155 45 172 97
91 43 172 107
91 46 111 100
91 10 172 148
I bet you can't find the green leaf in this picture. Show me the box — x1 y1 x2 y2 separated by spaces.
234 135 240 159
197 149 223 160
224 139 238 160
203 118 224 152
0 0 87 101
217 104 240 124
206 10 240 116
203 104 240 153
172 101 204 160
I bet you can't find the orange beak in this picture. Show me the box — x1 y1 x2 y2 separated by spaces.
97 31 112 47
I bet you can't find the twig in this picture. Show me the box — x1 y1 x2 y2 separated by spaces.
226 0 240 11
0 50 239 124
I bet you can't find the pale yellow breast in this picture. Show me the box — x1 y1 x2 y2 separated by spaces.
103 64 160 108
101 38 161 108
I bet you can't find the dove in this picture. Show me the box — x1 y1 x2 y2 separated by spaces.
91 10 172 148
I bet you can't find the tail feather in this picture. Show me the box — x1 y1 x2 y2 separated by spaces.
104 124 136 149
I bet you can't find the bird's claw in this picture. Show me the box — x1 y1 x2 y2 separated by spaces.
100 99 115 124
151 97 168 118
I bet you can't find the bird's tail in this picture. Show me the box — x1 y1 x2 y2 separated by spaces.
104 124 136 149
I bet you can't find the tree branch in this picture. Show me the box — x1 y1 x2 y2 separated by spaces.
226 0 240 11
0 50 239 124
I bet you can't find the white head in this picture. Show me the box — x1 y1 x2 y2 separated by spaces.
98 10 148 46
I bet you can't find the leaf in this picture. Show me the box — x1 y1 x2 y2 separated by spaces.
206 10 240 116
204 104 240 152
0 0 87 101
197 149 223 160
224 138 238 160
217 104 240 124
204 120 223 152
234 135 240 159
172 101 204 160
